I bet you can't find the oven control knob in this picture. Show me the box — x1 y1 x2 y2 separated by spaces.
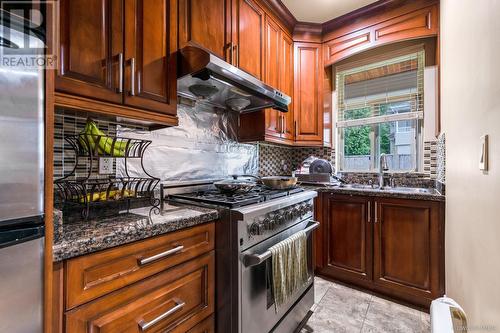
275 214 285 225
268 219 276 230
249 221 266 236
284 210 293 220
300 204 309 216
263 218 272 230
249 222 259 236
292 206 301 218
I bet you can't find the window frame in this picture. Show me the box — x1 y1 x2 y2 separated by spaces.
334 48 425 173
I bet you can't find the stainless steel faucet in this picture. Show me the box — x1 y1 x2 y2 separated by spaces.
379 154 389 188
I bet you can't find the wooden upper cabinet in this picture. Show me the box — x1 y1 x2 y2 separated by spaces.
124 0 177 115
323 4 439 66
233 0 265 79
178 0 230 60
294 42 323 144
280 32 294 141
264 16 281 139
373 198 444 301
56 0 123 103
237 12 295 145
321 194 373 283
55 0 179 125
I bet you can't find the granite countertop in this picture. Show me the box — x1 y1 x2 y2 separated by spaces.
53 203 219 262
303 184 445 202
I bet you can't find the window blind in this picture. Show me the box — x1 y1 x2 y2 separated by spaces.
336 51 425 128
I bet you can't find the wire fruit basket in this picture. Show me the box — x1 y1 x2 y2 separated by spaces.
55 130 160 219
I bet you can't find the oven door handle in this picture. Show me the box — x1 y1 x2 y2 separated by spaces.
243 221 320 267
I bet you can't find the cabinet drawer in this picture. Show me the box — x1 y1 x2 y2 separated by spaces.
65 252 214 333
65 222 215 309
186 315 214 333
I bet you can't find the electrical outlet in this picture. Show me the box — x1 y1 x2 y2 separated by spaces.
99 157 114 175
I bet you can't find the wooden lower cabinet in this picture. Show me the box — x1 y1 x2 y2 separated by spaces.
373 198 444 304
53 223 215 333
65 223 214 309
316 193 444 307
321 194 373 283
66 253 214 333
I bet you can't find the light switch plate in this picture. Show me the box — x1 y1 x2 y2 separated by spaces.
99 157 114 175
479 135 489 171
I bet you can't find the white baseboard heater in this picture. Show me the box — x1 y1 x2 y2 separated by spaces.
431 296 467 333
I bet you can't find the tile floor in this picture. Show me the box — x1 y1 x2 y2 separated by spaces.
302 277 430 333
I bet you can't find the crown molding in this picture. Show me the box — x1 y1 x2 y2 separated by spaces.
293 22 322 43
260 0 297 31
321 0 405 33
262 0 438 41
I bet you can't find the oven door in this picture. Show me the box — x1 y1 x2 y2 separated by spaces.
239 219 318 333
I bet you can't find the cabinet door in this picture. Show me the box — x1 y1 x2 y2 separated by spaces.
321 194 373 283
280 32 294 141
294 42 323 144
65 252 214 333
233 0 265 79
264 16 281 139
178 0 230 60
56 0 123 103
124 0 177 115
373 198 444 302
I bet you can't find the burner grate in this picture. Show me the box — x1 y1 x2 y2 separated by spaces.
168 185 305 208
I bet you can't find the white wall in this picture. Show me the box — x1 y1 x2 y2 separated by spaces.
441 0 500 330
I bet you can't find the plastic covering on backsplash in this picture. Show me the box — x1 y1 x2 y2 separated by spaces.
116 104 258 182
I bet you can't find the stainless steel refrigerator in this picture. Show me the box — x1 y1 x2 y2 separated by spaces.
0 11 45 333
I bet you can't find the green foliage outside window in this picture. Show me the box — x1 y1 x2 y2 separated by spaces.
344 108 371 156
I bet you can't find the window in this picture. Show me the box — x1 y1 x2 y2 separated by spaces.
336 51 424 172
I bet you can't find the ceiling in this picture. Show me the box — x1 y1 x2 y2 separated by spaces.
281 0 380 24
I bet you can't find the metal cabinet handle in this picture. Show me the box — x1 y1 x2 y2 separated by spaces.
234 44 239 67
129 57 136 96
368 201 371 223
281 116 285 134
138 245 184 266
116 53 124 93
226 42 233 62
139 298 185 331
374 203 378 223
294 121 298 137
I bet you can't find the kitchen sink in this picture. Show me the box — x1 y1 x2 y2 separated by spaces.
339 183 439 195
381 187 438 194
339 184 376 190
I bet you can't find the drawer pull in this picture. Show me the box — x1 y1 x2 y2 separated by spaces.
139 245 184 266
139 298 185 331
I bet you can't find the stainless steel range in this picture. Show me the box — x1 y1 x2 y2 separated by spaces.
162 181 318 333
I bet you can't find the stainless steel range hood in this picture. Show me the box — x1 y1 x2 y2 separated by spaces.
177 46 291 113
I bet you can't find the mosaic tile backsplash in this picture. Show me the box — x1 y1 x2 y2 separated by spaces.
54 110 445 189
258 139 445 188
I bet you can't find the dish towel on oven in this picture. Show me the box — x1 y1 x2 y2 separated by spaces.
269 230 309 311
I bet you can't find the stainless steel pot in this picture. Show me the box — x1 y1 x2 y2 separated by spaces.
213 179 256 195
260 176 298 190
230 175 298 190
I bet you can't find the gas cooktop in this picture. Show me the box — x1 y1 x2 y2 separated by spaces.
168 185 304 208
